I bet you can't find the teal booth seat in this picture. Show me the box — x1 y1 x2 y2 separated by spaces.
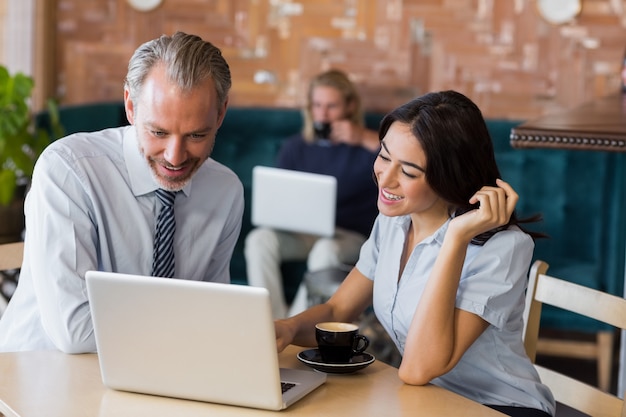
36 101 129 135
210 108 385 303
37 103 626 332
491 122 626 333
209 107 305 298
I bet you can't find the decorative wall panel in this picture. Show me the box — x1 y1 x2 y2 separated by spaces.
50 0 626 119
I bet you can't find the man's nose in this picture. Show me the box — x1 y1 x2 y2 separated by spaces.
163 137 187 166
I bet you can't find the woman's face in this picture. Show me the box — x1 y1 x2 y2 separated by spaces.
310 85 349 123
374 122 446 218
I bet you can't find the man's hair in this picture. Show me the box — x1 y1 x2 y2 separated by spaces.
124 31 231 109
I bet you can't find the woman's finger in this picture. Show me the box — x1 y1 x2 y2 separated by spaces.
496 178 519 216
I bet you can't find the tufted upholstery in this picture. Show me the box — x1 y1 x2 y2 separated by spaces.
38 103 626 331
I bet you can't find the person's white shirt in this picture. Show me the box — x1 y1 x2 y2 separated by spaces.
0 126 244 353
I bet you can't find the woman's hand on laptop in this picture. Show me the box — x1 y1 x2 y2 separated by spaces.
274 319 295 352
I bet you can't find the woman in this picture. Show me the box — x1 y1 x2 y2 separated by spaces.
275 90 555 417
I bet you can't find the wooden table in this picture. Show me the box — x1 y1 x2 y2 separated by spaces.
510 92 626 397
510 93 626 152
0 345 505 417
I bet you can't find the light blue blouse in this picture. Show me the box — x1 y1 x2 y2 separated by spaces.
356 214 555 415
0 126 244 353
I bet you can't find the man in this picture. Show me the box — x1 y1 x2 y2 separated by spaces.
0 32 244 353
244 69 379 319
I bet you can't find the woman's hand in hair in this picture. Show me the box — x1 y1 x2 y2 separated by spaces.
447 179 519 243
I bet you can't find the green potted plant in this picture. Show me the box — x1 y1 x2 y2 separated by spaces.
0 65 63 243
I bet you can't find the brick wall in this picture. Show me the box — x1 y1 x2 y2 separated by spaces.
27 0 626 118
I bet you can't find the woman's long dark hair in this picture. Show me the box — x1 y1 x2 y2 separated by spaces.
378 90 543 245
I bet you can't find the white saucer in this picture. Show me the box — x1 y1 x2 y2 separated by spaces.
297 348 375 374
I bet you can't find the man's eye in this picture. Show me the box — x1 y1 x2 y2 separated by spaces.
152 130 166 137
189 133 207 141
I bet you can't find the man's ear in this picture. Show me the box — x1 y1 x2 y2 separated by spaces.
216 97 229 129
123 88 135 125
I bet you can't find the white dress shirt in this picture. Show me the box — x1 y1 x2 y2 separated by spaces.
0 126 244 353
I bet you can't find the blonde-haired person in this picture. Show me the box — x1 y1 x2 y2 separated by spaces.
244 69 379 319
300 69 379 149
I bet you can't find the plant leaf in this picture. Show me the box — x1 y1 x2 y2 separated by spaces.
0 169 17 206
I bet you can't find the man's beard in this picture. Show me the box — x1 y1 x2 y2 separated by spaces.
147 156 201 192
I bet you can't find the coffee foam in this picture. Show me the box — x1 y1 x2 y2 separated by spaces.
316 322 358 332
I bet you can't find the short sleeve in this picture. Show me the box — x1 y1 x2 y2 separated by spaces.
456 228 534 329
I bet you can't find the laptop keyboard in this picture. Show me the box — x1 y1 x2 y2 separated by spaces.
281 382 296 393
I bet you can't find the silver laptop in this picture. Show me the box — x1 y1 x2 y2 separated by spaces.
251 166 337 237
85 270 326 410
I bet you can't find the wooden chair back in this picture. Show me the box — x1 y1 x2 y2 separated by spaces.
522 260 626 417
0 241 24 316
0 242 24 271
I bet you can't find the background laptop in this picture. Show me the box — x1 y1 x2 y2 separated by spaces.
251 166 337 237
85 271 326 411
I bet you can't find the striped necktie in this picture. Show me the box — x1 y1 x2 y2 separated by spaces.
151 189 177 278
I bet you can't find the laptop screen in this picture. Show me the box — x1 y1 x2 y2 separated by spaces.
251 166 337 237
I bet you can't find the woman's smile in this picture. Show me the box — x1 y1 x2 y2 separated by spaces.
380 188 403 202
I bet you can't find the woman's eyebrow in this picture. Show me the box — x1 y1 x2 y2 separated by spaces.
381 140 426 172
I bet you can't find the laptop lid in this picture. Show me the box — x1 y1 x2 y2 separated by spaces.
85 271 326 410
251 166 337 237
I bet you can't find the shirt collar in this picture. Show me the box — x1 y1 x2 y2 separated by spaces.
123 126 192 197
393 215 451 246
431 219 450 245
